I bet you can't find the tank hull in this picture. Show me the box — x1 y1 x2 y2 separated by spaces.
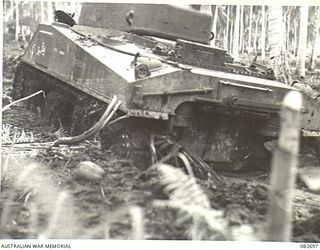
13 4 320 169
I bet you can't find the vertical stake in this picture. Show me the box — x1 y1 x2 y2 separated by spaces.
266 91 302 241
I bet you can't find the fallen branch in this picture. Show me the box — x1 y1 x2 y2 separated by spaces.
154 136 224 188
107 114 128 126
53 96 121 146
2 90 45 112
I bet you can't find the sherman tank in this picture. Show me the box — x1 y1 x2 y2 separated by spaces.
12 3 320 170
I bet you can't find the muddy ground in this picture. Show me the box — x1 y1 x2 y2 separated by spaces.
1 45 320 242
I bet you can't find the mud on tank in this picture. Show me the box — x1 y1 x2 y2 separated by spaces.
12 3 320 170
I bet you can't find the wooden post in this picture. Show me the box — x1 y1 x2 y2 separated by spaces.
266 91 302 241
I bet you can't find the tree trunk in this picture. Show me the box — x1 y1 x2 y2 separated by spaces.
254 13 259 53
47 1 53 23
232 5 240 60
3 2 10 37
224 5 230 50
239 5 243 52
15 0 19 41
10 0 14 23
200 5 211 13
309 7 320 71
248 5 253 52
40 0 45 23
211 5 218 46
295 6 309 78
261 6 266 59
268 6 285 79
230 19 233 53
295 20 299 56
285 10 290 51
29 1 35 33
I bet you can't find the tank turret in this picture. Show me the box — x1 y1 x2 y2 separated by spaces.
78 3 213 44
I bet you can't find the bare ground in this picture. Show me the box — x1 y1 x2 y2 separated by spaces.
1 104 320 241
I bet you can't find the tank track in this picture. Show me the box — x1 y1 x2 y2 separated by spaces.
11 62 225 188
12 62 167 169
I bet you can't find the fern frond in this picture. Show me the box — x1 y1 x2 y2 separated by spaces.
154 160 255 240
154 164 229 239
153 200 227 238
103 205 144 240
156 163 210 208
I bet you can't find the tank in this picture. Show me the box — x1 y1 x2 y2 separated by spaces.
12 3 320 170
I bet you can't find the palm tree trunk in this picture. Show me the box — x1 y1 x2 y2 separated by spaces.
309 6 320 71
29 1 36 33
224 5 230 50
10 0 14 21
248 6 253 52
47 1 53 23
15 0 19 41
230 19 233 53
40 0 45 23
261 6 266 59
295 19 299 56
268 6 287 81
200 5 211 14
295 6 309 78
232 5 240 60
285 11 290 51
211 5 218 46
239 5 243 52
254 13 259 53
